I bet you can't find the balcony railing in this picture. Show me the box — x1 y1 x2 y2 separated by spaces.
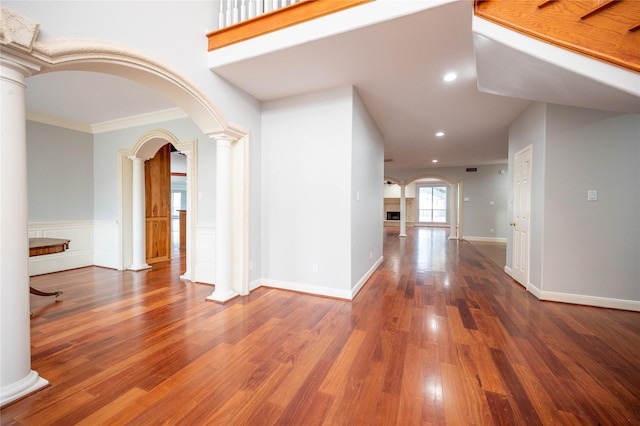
208 0 372 51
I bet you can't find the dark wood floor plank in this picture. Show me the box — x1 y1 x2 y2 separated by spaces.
2 227 640 425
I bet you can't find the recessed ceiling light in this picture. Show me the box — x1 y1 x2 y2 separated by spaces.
443 72 457 82
432 159 438 163
435 131 445 137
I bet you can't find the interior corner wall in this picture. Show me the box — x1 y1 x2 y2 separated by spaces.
261 86 353 297
27 121 94 221
543 105 640 301
507 102 547 289
350 88 384 289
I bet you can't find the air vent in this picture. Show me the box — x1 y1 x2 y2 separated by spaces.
466 167 478 172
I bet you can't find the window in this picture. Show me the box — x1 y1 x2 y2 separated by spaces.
417 184 448 224
172 192 182 217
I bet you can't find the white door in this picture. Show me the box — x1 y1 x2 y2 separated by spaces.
511 145 532 287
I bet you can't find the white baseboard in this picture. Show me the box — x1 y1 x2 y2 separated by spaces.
527 283 640 312
252 278 352 300
249 257 383 300
351 256 383 298
464 236 507 243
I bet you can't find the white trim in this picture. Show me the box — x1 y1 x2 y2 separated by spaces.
527 284 640 312
248 256 382 300
257 279 353 300
351 256 383 299
92 107 187 134
28 220 94 276
0 370 48 407
504 265 514 278
464 236 507 243
26 111 92 133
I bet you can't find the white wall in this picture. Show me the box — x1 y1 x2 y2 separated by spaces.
350 88 384 291
261 86 353 297
508 102 640 309
27 121 93 221
388 164 510 239
543 105 640 301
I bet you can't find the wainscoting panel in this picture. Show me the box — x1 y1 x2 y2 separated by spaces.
195 226 215 285
28 221 93 276
93 220 119 269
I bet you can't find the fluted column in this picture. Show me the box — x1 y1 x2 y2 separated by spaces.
128 156 151 271
0 52 48 406
207 135 238 302
399 184 407 237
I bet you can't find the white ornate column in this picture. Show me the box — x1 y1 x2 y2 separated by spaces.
179 145 194 282
449 182 459 240
207 135 238 302
128 156 151 271
399 183 407 237
0 34 49 405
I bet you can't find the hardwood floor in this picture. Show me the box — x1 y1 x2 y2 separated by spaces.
2 227 640 425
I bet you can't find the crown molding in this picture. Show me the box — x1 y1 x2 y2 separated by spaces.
26 107 188 134
91 107 188 134
26 111 93 133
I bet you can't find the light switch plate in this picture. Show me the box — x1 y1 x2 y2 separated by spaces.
587 190 598 201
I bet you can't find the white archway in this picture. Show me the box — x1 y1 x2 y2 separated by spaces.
0 10 249 405
384 174 463 239
19 37 249 293
118 130 198 281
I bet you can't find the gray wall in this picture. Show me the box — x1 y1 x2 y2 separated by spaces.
351 88 384 288
27 121 93 221
508 102 640 302
93 118 215 225
543 105 640 300
389 164 510 239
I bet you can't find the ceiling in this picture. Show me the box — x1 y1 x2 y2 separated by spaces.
23 1 639 174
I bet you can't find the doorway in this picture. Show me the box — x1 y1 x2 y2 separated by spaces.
511 145 532 287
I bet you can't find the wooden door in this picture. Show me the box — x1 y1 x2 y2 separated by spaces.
145 144 171 264
512 145 532 286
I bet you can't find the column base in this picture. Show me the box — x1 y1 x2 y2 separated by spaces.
206 288 238 303
399 233 407 237
0 370 48 407
179 272 192 282
128 264 151 272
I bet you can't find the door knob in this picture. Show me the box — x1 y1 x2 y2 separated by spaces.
510 222 516 226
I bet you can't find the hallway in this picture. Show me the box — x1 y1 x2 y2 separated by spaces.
3 227 639 424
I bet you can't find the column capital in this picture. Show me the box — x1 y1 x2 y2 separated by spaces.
127 155 150 162
0 52 41 85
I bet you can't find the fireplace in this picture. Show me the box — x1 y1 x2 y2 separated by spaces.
386 211 400 221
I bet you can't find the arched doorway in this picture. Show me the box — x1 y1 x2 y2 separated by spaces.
119 130 198 281
0 16 249 405
19 38 249 294
383 174 462 239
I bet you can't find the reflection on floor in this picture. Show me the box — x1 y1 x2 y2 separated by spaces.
468 240 506 268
